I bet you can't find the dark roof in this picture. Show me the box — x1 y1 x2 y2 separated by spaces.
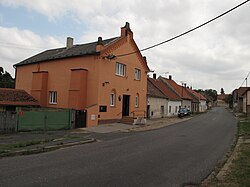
14 37 119 66
238 87 250 97
0 88 39 106
147 78 166 99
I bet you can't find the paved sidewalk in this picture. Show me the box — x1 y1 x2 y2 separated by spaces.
85 117 192 133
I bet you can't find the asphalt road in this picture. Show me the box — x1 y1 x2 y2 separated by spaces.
0 107 237 187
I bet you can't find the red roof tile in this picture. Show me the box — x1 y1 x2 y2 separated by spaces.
0 88 39 106
147 78 166 99
148 78 181 101
186 88 207 101
159 77 193 100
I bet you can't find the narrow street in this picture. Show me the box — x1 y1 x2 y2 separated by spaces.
0 107 237 187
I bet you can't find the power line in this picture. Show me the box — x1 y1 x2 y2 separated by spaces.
112 0 250 58
240 71 250 87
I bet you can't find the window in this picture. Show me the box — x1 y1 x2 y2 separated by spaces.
49 91 57 104
135 94 139 107
169 106 171 113
175 106 178 113
134 68 141 80
161 106 164 115
110 92 115 106
116 62 125 76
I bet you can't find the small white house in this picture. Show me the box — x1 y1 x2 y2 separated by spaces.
147 77 182 118
147 78 168 119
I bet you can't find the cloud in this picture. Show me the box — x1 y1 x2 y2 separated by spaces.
0 26 63 75
0 0 249 93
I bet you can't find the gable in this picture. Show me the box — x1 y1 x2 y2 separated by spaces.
101 36 150 72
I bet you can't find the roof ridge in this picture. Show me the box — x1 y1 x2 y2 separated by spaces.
147 78 168 99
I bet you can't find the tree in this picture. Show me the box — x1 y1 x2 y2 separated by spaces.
221 88 225 95
225 94 233 109
0 67 15 88
195 89 218 101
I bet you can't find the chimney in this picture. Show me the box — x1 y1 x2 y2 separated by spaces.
96 36 104 52
153 73 156 79
184 83 187 88
169 75 172 80
143 56 147 63
121 22 133 38
66 37 73 49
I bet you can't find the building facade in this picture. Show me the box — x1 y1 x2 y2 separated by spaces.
14 22 150 127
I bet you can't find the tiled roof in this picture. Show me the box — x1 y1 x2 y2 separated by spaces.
148 78 181 101
217 93 228 100
14 37 119 66
238 87 250 97
159 77 193 100
186 88 207 101
147 78 166 99
0 88 39 106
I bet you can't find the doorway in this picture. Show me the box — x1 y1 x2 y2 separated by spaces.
122 95 130 116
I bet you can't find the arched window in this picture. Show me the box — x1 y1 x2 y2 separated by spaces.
110 90 116 106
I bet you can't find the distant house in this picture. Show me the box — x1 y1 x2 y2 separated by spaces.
217 93 228 107
242 88 250 115
159 76 193 111
186 88 207 113
0 88 38 111
14 22 150 127
232 87 250 112
147 76 182 118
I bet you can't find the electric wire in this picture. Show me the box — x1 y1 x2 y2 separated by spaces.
114 0 250 58
240 71 250 87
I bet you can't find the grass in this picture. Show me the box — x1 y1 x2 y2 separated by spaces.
0 139 52 153
229 144 250 186
205 117 250 186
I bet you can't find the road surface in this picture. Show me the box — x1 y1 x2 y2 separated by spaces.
0 107 237 187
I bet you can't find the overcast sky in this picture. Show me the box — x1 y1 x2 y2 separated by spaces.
0 0 249 93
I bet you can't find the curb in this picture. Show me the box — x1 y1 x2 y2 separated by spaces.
0 138 96 158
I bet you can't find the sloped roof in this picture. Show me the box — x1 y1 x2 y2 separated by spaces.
14 37 118 67
147 78 166 99
0 88 39 106
148 78 181 101
186 88 207 101
217 93 228 100
237 87 250 97
159 77 193 100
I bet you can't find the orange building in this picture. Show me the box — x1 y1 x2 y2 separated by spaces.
14 22 150 127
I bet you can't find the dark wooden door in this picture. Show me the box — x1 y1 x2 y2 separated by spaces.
75 110 87 128
122 95 130 116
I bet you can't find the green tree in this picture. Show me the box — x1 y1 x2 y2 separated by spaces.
225 94 233 108
195 89 218 101
221 88 225 94
0 67 15 88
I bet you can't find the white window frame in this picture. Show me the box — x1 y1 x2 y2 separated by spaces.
116 62 125 76
135 95 139 108
110 92 115 106
134 68 141 80
49 91 57 104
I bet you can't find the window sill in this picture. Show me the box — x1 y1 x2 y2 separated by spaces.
115 74 125 78
49 103 57 105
